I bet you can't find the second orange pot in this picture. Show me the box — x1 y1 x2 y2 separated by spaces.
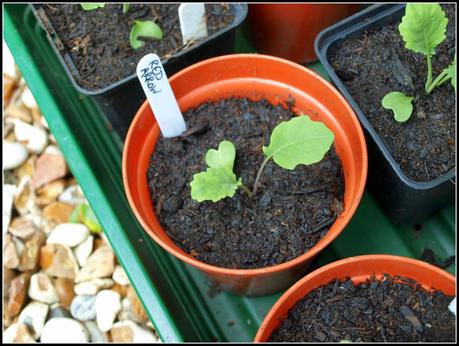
254 255 456 341
122 54 367 296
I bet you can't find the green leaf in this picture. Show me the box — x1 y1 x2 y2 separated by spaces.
399 3 448 56
130 20 163 49
122 3 130 13
444 56 456 91
262 115 334 170
68 204 102 234
80 3 105 10
382 92 414 122
190 168 242 202
205 140 236 170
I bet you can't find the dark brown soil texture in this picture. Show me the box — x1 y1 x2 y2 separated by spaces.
330 4 456 182
39 4 233 90
147 98 345 269
269 275 456 342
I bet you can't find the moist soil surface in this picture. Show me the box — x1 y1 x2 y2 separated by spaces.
38 4 234 90
330 4 455 182
147 97 345 269
269 274 455 342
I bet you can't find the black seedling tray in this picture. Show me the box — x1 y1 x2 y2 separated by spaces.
315 4 455 225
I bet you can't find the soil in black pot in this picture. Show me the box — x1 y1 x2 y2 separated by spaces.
330 4 455 182
269 274 455 342
38 4 234 90
147 97 345 269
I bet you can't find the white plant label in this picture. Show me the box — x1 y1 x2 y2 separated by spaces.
178 3 208 44
136 53 187 138
448 297 456 316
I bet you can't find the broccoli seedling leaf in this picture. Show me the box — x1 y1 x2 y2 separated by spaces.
262 115 334 170
399 4 448 57
130 20 163 49
205 140 236 170
80 3 105 10
190 168 242 202
444 56 456 91
382 92 414 123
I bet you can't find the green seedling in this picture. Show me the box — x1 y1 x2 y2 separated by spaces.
382 92 414 123
382 4 455 122
130 20 164 49
190 115 334 202
80 3 163 50
69 203 102 234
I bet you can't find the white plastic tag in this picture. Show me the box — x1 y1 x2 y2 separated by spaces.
448 297 456 316
178 3 208 44
136 53 187 138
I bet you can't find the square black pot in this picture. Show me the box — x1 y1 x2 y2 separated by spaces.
32 4 248 139
315 4 455 225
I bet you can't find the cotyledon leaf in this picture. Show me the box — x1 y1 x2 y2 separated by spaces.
190 168 242 202
382 91 414 123
205 140 236 170
262 115 334 170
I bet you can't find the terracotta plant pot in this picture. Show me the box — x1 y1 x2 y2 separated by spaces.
254 254 456 341
247 4 361 64
122 54 367 296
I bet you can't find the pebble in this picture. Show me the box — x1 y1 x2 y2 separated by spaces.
6 273 30 317
54 277 76 308
83 321 109 342
95 290 121 332
18 301 49 339
59 185 87 205
21 88 38 109
4 237 20 269
113 265 130 286
4 141 29 170
43 201 75 224
74 234 94 267
35 179 66 206
74 278 114 296
40 243 79 279
18 230 46 271
111 320 159 343
76 245 115 283
3 184 16 233
70 295 97 321
47 223 90 248
127 286 149 322
3 323 36 343
28 272 59 304
40 317 89 343
31 153 68 190
9 216 37 240
13 118 48 154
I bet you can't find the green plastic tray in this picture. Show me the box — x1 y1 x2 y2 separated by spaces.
5 4 455 342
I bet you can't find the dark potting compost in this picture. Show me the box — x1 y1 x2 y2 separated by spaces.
269 275 455 342
329 4 455 182
147 98 345 269
39 3 234 90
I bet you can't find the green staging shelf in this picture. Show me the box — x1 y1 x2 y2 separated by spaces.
4 4 455 342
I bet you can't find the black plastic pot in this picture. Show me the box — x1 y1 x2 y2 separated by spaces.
315 4 455 225
32 4 248 139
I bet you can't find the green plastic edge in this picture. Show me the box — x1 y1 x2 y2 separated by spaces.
4 6 183 342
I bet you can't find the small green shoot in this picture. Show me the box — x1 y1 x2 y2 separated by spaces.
399 3 448 93
130 20 164 49
122 3 130 13
190 116 334 202
383 4 455 123
80 3 105 10
382 92 414 122
190 141 249 202
68 204 102 234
